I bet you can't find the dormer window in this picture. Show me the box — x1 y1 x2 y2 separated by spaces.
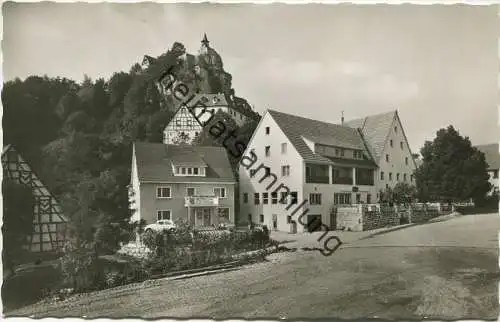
174 166 206 177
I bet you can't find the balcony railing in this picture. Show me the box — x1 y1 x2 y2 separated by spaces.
184 196 219 207
332 177 353 185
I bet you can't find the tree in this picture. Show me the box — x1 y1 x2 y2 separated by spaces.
415 125 491 203
392 182 417 205
378 187 394 205
2 179 35 273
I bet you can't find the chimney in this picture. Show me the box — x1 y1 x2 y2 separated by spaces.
341 111 344 125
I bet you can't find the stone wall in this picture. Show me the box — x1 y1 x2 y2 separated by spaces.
335 205 363 232
334 202 448 232
409 203 440 223
362 205 400 231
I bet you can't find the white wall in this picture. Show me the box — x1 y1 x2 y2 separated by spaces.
376 114 417 196
238 111 303 230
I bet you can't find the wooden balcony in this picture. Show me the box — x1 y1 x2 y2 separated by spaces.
184 196 219 207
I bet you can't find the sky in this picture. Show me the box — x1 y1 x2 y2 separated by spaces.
3 3 499 153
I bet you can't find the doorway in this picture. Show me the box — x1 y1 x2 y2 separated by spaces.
307 214 322 232
272 214 278 230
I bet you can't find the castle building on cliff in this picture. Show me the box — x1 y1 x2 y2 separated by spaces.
156 34 258 145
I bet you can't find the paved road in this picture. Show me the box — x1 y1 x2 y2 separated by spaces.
10 213 500 320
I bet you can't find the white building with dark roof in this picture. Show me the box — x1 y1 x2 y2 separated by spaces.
238 108 418 232
238 109 379 233
344 110 418 195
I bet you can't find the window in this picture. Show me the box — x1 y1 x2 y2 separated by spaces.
290 192 298 204
186 120 192 127
390 140 393 148
281 165 290 177
281 143 287 154
254 193 260 205
195 131 199 137
386 183 389 189
265 146 270 157
193 168 199 175
265 127 270 135
396 173 400 181
243 193 248 203
403 173 407 181
400 142 404 150
181 167 186 175
310 193 322 205
389 173 393 181
187 168 192 175
394 126 398 133
248 214 252 222
271 192 278 204
380 171 385 180
335 149 340 156
176 120 181 127
493 170 499 179
156 187 171 199
214 187 226 198
263 192 269 204
405 157 409 165
250 169 256 177
340 149 345 157
334 193 351 205
367 194 372 204
280 192 288 204
259 214 264 223
386 154 389 162
176 167 180 174
410 174 414 182
157 210 171 221
186 188 196 196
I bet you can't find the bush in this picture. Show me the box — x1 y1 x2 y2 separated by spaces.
59 243 105 292
140 226 272 274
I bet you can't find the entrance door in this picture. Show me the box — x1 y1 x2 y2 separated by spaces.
272 214 278 230
330 209 337 230
203 209 211 226
307 215 322 232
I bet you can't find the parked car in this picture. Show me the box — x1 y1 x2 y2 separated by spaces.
217 222 235 230
144 219 177 233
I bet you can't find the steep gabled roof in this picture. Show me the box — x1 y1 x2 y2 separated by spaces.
268 109 373 165
344 110 397 163
134 142 236 183
475 143 500 170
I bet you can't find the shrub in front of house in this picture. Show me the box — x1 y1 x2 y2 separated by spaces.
141 226 272 275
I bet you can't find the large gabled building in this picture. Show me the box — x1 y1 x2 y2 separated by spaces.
238 108 418 232
2 145 68 252
238 109 379 232
344 110 418 196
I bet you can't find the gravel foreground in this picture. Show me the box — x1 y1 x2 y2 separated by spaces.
6 213 500 320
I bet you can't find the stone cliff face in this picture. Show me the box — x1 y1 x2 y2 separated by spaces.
142 34 257 119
